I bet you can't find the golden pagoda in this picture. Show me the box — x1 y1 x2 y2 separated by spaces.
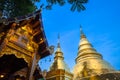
0 10 51 80
73 27 120 80
46 35 73 80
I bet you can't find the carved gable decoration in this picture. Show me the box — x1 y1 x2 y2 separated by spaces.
0 10 50 59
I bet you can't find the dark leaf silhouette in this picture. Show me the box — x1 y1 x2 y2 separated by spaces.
0 0 88 18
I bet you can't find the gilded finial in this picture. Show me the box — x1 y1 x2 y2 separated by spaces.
80 25 86 39
57 33 60 48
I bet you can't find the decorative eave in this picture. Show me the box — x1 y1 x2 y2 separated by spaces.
0 10 50 59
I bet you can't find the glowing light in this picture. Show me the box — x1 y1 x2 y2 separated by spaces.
16 78 21 80
0 74 4 78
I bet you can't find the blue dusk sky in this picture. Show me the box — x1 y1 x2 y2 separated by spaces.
36 0 120 72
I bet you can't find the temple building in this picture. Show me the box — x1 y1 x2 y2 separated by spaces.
0 10 52 80
46 35 73 80
73 27 120 80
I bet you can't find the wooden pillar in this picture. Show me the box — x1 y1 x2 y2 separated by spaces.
29 52 37 80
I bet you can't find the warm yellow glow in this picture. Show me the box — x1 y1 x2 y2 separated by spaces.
90 76 97 80
21 25 32 34
0 74 4 78
40 38 43 41
28 45 31 49
27 44 33 51
16 78 21 80
21 26 26 30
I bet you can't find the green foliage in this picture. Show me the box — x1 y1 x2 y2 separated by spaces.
45 0 88 11
0 0 38 18
68 0 88 11
0 0 88 18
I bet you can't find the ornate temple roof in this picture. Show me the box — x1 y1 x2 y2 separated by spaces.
73 27 115 80
0 10 50 59
49 35 70 72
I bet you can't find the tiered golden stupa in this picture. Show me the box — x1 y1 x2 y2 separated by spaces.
46 35 73 80
73 27 120 80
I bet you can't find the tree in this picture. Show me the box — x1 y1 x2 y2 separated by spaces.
0 0 88 18
0 0 37 18
46 0 88 11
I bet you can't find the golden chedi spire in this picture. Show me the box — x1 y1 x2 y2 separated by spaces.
54 34 64 60
73 26 115 80
50 34 70 72
77 26 102 62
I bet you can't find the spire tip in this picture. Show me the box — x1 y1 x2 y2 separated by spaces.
80 25 86 38
57 33 60 48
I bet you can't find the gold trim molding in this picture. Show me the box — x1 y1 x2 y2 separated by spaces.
0 46 32 67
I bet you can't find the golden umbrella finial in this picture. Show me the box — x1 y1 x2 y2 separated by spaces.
80 25 86 39
57 33 60 48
